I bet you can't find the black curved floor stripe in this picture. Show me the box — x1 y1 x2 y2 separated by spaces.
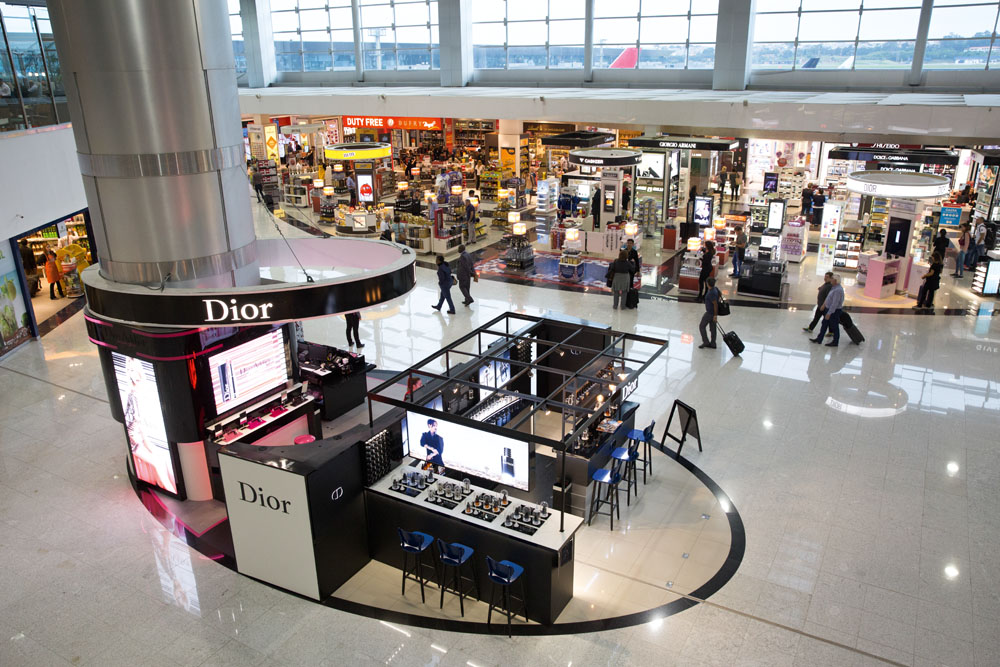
135 444 745 636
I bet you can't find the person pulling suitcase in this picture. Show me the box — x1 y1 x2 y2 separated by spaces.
698 278 721 349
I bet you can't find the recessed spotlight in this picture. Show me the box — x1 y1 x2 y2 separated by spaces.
944 564 959 580
946 461 959 476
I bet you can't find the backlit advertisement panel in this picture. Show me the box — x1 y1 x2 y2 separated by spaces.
208 329 289 415
357 174 374 203
112 352 178 495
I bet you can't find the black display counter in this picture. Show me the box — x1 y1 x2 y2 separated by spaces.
366 465 583 624
297 341 367 421
737 259 786 300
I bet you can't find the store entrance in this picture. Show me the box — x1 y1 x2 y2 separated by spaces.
15 212 92 330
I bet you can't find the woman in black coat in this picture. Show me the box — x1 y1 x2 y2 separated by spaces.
696 240 716 301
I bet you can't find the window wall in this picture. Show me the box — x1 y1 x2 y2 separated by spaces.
0 2 64 133
592 0 718 69
271 0 359 72
358 0 439 71
472 0 586 69
751 0 923 71
924 1 1000 69
228 0 247 76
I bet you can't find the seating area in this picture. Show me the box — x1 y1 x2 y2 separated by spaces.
589 421 655 530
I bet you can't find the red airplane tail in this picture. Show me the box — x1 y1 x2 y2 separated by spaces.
609 47 639 69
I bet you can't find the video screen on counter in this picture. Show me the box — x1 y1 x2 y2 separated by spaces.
112 352 178 495
885 217 912 257
405 412 529 490
763 172 778 193
208 329 289 415
693 196 713 226
767 200 785 230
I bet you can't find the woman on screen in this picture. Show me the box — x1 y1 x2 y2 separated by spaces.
124 358 176 492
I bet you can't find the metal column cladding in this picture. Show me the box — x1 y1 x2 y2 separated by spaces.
46 0 258 288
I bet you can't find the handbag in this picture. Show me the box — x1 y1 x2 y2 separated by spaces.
605 265 614 288
717 294 731 317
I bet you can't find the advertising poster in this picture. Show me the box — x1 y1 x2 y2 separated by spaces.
939 206 962 226
767 200 786 230
406 413 529 490
637 152 665 180
264 124 280 161
357 173 374 203
112 351 178 495
0 244 31 358
324 118 341 146
821 202 842 239
693 196 713 226
763 172 778 192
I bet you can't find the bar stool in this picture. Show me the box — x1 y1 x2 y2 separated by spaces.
486 556 527 637
626 420 656 482
588 458 623 530
611 437 641 506
435 539 479 617
397 528 436 603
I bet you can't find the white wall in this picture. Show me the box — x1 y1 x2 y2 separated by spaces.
0 124 87 241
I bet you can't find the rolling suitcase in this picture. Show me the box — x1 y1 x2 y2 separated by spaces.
717 324 744 356
625 288 639 309
838 311 864 345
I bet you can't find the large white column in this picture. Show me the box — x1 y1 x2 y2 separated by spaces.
240 0 277 89
908 0 934 86
712 0 755 91
438 0 474 86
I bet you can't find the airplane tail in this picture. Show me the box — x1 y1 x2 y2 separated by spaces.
609 47 639 69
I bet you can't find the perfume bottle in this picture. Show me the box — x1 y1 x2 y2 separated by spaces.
500 447 515 482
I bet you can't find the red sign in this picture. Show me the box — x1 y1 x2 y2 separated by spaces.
342 116 442 131
360 182 373 197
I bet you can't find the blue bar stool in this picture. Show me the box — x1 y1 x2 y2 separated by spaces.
486 556 527 637
626 420 656 483
588 458 623 530
611 437 641 506
435 539 479 617
397 528 436 603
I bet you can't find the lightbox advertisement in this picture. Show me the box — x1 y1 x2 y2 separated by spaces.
0 244 31 357
637 152 665 180
693 196 713 226
405 413 529 490
209 329 289 415
357 174 374 203
112 351 178 495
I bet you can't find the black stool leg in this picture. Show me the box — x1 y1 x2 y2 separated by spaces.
504 584 512 637
645 439 652 477
417 551 426 603
439 563 447 609
520 577 528 623
487 580 496 626
588 482 600 526
401 551 409 596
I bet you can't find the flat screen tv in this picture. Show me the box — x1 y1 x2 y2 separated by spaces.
885 217 912 257
208 329 290 416
405 412 530 490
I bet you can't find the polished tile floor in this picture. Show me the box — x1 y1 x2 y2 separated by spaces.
1 233 999 664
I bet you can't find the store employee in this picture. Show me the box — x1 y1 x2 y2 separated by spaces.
420 419 445 466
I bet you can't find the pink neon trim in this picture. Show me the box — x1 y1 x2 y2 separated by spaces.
148 492 229 538
88 337 118 349
135 343 223 362
130 328 204 338
84 314 111 326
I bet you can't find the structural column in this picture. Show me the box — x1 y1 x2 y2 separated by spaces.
712 0 755 91
241 0 278 89
438 0 474 87
47 0 258 288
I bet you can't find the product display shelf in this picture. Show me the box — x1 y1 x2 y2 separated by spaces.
778 167 806 206
634 198 659 235
479 171 502 202
868 196 888 241
974 189 992 220
971 259 1000 296
863 256 900 299
255 159 280 201
834 230 864 271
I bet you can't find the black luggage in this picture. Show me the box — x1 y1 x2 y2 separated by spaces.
718 325 744 356
838 311 864 345
625 288 639 309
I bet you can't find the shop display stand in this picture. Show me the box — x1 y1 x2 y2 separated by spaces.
635 198 658 237
780 221 807 262
256 159 280 202
856 251 877 286
480 171 502 202
504 235 535 270
778 167 806 207
863 257 900 299
834 230 863 271
868 195 888 242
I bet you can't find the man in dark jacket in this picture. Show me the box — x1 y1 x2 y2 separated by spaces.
624 238 640 286
456 244 477 306
591 188 601 230
803 271 834 334
801 183 814 218
19 240 39 294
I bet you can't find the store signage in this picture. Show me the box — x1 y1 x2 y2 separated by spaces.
845 174 951 198
203 298 275 323
629 137 742 151
238 481 292 513
264 125 279 161
829 148 958 165
357 174 374 203
851 143 923 150
940 206 962 226
342 116 442 131
568 149 642 167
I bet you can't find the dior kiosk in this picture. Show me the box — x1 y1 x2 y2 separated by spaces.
84 242 667 623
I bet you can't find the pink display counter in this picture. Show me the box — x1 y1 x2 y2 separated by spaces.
863 257 901 299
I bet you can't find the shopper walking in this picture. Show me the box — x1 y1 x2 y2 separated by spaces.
345 312 364 348
731 226 747 277
456 244 477 306
730 171 742 200
591 188 601 230
624 238 640 285
953 223 970 277
44 249 64 299
696 240 716 301
811 274 844 347
803 272 834 334
915 252 943 311
607 251 633 310
698 277 720 349
432 255 456 314
251 169 265 202
18 239 39 295
801 183 814 218
966 217 987 271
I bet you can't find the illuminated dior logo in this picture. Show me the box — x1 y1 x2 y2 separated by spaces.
203 298 275 322
239 481 292 513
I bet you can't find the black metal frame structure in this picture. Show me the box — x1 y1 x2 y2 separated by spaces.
367 312 669 531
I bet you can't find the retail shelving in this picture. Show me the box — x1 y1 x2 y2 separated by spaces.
834 230 863 270
454 119 497 151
